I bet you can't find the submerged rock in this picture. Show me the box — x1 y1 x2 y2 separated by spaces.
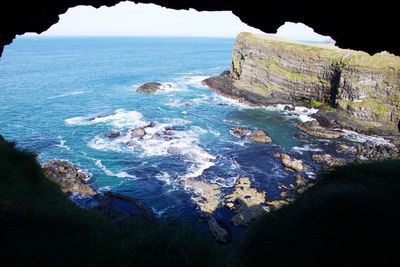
312 154 345 167
43 160 96 196
105 130 120 138
297 121 344 139
184 178 221 215
224 177 269 226
248 129 272 143
207 217 230 243
136 82 163 94
280 154 304 172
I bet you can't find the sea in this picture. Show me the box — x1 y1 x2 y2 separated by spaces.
0 36 372 228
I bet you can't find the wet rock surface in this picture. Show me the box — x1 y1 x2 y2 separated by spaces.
312 154 345 167
43 160 96 196
224 177 269 226
279 154 304 172
184 178 221 215
249 129 272 143
230 127 272 143
106 130 121 138
297 121 344 139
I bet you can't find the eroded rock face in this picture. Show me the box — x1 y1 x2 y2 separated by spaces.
205 33 400 135
43 160 96 196
224 177 269 226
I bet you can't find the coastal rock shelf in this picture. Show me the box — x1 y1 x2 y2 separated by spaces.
204 32 400 135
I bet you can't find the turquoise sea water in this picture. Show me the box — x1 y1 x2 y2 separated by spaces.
0 36 324 222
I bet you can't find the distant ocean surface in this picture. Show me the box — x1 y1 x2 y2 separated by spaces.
0 36 325 222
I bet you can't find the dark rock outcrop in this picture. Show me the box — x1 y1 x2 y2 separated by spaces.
43 160 96 196
136 82 163 93
204 33 400 135
106 130 121 138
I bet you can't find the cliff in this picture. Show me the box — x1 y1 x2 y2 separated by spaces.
204 32 400 135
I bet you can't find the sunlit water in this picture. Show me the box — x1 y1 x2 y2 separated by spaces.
1 37 339 224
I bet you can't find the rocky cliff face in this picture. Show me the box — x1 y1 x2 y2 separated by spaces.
206 32 400 134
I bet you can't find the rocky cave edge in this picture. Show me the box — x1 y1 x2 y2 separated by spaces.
0 0 399 57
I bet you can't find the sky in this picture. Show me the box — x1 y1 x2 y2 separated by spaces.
37 2 333 42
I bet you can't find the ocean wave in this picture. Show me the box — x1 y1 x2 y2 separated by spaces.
65 109 147 128
342 130 395 147
180 75 210 87
47 91 85 100
94 159 136 179
151 207 168 218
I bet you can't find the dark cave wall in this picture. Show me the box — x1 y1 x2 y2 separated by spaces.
0 1 398 56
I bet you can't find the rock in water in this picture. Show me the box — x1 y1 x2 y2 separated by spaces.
248 129 272 143
295 175 307 187
280 154 304 172
105 130 120 138
207 217 230 243
297 121 344 139
224 177 269 226
136 82 163 93
230 127 251 138
43 160 96 196
130 127 146 138
184 178 221 215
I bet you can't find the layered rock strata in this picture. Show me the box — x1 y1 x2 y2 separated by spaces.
204 33 400 135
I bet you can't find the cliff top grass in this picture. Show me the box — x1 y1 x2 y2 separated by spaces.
238 32 400 70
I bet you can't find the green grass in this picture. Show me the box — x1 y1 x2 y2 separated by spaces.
2 135 400 267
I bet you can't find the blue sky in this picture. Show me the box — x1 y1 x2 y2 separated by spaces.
37 2 333 42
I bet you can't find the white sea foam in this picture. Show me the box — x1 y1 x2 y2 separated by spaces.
55 136 71 151
181 75 210 87
342 129 395 147
94 159 136 179
155 171 172 185
65 109 147 129
292 144 324 154
47 91 85 100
